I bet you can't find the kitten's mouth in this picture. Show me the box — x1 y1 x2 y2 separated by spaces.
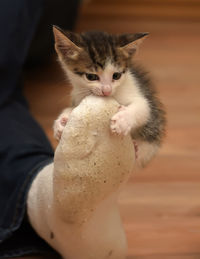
94 92 112 97
102 90 111 96
91 90 111 97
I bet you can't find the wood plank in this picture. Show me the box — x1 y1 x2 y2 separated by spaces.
128 255 200 259
119 183 200 256
125 217 200 256
93 0 200 5
119 183 200 219
79 1 200 21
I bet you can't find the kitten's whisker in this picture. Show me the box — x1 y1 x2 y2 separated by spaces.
76 88 91 98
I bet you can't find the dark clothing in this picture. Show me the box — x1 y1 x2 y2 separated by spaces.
0 0 80 257
0 98 55 258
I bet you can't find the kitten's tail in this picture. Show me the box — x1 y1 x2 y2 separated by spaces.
134 140 160 169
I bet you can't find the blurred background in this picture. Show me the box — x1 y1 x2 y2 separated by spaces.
24 0 200 258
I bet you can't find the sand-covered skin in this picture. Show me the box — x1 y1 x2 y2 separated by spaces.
27 95 135 259
53 95 135 224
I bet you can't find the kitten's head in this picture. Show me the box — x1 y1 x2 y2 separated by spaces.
53 26 148 97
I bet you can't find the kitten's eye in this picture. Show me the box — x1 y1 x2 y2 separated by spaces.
85 73 99 81
112 72 122 80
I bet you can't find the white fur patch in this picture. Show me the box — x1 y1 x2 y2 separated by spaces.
113 72 151 131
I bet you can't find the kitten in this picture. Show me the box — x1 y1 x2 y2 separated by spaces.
53 26 166 167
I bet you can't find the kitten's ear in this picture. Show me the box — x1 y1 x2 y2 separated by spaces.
53 25 82 59
119 32 149 56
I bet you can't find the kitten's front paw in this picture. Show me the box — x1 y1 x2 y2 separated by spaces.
110 106 132 136
53 108 73 141
53 116 68 141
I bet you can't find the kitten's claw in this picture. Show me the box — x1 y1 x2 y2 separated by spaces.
118 105 126 111
60 117 68 126
110 106 132 136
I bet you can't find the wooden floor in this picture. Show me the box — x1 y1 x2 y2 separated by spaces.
24 1 200 258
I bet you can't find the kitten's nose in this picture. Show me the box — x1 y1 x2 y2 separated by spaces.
102 85 112 96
